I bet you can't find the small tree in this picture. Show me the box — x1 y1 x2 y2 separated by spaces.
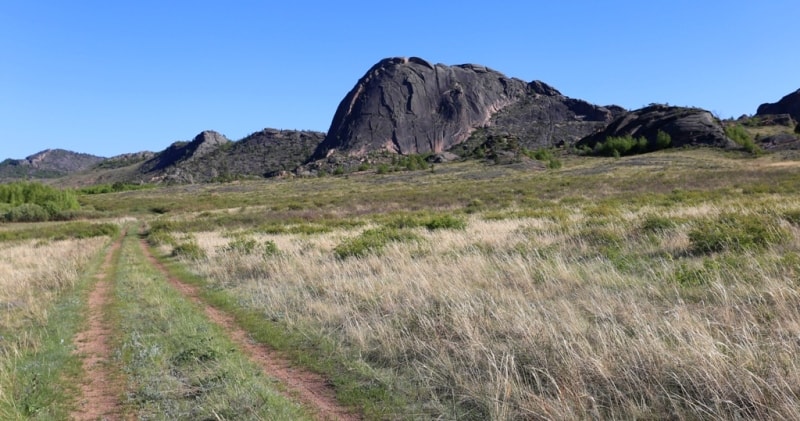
656 130 672 150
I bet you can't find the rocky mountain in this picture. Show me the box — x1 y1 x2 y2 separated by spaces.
576 105 736 150
313 57 618 159
757 89 800 121
0 149 105 180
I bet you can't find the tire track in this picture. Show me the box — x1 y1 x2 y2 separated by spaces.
71 234 125 421
139 238 361 421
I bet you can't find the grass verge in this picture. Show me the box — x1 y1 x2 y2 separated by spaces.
0 234 119 419
148 247 407 419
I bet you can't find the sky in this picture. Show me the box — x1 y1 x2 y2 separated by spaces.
1 1 798 159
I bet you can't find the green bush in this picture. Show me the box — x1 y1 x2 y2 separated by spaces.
263 240 279 256
656 130 672 149
423 214 467 231
725 124 761 155
221 237 259 254
334 228 418 259
3 203 51 222
594 135 647 157
172 238 206 260
641 214 676 233
689 213 788 254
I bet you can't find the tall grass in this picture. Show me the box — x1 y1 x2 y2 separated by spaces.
0 237 109 418
178 200 800 419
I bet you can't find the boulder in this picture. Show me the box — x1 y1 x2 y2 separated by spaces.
758 133 800 150
577 105 736 150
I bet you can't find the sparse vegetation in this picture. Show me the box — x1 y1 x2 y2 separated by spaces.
5 149 800 419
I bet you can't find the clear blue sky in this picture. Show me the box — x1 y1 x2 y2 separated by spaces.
2 1 798 159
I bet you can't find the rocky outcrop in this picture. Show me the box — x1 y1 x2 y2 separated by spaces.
757 89 800 121
314 57 621 159
481 89 624 149
313 57 529 158
139 130 230 173
138 129 324 183
577 105 736 149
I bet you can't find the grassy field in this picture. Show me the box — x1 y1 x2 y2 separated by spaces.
3 148 800 419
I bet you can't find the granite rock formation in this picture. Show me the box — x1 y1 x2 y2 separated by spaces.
577 105 736 149
314 57 618 159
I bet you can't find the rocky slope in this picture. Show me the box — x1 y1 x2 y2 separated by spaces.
0 149 105 180
313 57 617 159
577 105 736 150
137 129 324 183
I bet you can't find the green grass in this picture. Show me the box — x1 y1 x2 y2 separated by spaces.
111 232 310 420
0 221 119 242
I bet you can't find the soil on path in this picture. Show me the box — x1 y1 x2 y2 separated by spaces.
71 235 125 421
139 238 361 421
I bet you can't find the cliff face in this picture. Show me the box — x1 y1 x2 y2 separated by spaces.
314 57 619 159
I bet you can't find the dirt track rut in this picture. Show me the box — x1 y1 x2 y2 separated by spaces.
71 235 125 421
139 238 361 421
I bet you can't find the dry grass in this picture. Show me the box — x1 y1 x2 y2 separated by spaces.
179 197 800 419
0 238 107 350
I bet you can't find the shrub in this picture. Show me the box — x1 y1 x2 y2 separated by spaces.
594 135 647 157
725 124 761 155
689 213 788 254
423 214 467 231
263 240 279 256
334 228 418 259
220 237 259 254
3 203 51 222
655 130 672 149
641 214 676 233
795 123 800 134
172 238 206 260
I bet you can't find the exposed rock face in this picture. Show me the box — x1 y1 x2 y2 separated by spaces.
757 89 800 121
482 88 624 149
314 57 619 159
577 105 736 149
314 57 528 158
139 130 230 173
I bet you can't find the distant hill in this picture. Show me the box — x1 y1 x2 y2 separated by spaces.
0 149 105 181
133 129 325 184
